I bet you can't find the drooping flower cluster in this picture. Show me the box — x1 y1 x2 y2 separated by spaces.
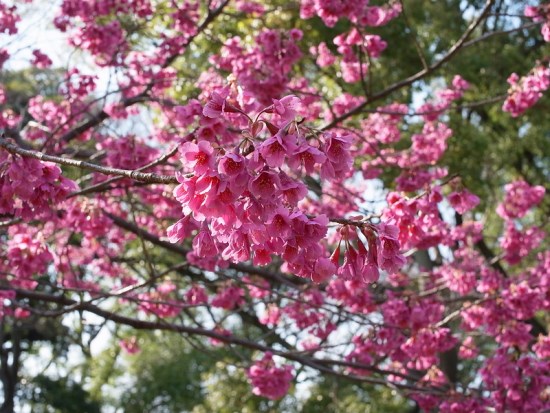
247 352 293 400
169 94 406 282
332 222 406 283
496 180 546 219
503 65 550 117
0 155 78 219
4 227 52 290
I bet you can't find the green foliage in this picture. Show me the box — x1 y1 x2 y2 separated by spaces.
22 375 101 413
105 332 410 413
299 376 409 413
118 332 220 412
192 364 292 413
0 68 64 115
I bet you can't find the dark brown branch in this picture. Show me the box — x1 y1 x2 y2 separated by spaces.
8 287 445 394
104 212 303 289
69 145 179 197
0 137 178 185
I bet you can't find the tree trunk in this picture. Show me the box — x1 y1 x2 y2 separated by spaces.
0 322 20 413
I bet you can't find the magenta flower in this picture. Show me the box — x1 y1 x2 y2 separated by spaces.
178 140 215 175
337 244 364 281
221 230 251 262
192 226 218 257
278 172 308 205
288 144 326 174
258 130 297 168
449 190 480 214
320 132 354 180
218 152 245 176
312 257 336 283
270 95 300 121
267 207 292 238
166 215 194 243
184 285 208 306
249 170 280 199
376 223 406 274
202 88 240 118
247 353 293 400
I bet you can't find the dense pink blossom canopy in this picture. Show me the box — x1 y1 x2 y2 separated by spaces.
0 0 548 411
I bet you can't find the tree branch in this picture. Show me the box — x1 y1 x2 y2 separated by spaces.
0 137 178 185
321 0 495 131
8 287 446 395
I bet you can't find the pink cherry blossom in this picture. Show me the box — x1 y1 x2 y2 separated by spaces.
496 180 546 219
247 352 293 400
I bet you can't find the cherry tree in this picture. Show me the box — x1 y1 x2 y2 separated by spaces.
0 0 549 411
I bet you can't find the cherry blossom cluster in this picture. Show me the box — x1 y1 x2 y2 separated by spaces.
448 189 480 214
138 281 182 318
54 0 154 64
211 284 245 310
360 77 469 188
31 50 53 68
4 226 52 290
0 154 77 219
500 223 545 265
96 135 159 173
311 28 388 83
0 107 19 131
503 64 550 117
119 336 141 355
234 0 265 15
496 179 546 219
25 70 99 143
525 3 550 42
212 29 303 104
169 93 406 283
481 349 550 413
347 301 456 374
300 0 401 28
247 352 293 400
417 75 470 121
383 189 449 250
332 222 406 283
